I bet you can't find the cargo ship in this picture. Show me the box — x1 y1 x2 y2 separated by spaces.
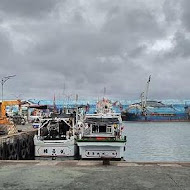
121 100 190 121
121 76 190 121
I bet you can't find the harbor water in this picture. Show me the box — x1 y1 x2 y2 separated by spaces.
123 122 190 162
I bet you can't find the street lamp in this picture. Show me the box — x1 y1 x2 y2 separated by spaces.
1 75 16 102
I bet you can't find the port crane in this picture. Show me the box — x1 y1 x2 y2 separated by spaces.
0 100 21 135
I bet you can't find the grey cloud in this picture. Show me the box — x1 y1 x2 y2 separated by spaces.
173 32 190 57
0 30 12 58
103 5 164 39
0 0 59 19
163 0 180 24
181 0 190 31
0 0 190 100
127 45 147 58
165 31 190 58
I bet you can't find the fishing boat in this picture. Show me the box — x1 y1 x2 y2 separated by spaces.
34 114 76 158
121 76 189 121
33 104 87 159
77 98 126 160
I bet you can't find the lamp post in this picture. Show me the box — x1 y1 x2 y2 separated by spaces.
1 75 16 102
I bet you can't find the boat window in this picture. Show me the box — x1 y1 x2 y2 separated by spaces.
106 126 112 133
92 125 98 133
99 125 106 133
59 121 70 136
42 120 71 140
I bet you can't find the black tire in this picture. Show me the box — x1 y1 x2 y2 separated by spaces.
18 139 23 159
26 137 30 148
2 142 8 159
14 153 19 160
21 149 27 159
12 152 16 160
22 139 27 149
8 155 14 160
13 140 19 154
29 135 34 158
0 146 3 160
26 147 30 159
8 143 14 157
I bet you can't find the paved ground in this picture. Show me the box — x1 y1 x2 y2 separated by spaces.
0 161 189 190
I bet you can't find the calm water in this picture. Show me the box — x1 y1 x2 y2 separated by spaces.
123 122 190 162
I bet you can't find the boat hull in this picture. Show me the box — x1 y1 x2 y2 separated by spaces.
121 112 190 122
34 135 77 157
77 141 126 159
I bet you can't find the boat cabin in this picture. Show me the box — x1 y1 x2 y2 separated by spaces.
80 114 122 140
37 117 73 141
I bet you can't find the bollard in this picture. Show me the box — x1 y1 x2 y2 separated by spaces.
102 157 111 165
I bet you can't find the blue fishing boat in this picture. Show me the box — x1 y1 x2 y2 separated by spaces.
121 76 190 121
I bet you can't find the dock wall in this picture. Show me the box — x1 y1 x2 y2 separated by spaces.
0 130 36 160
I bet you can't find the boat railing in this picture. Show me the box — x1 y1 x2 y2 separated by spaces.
83 127 91 135
85 113 121 118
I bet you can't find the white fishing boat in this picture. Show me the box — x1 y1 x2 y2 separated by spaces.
34 115 76 158
34 104 88 159
77 98 127 160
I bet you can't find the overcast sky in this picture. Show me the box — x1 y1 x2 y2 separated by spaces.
0 0 190 100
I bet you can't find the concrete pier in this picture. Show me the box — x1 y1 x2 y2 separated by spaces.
0 161 189 190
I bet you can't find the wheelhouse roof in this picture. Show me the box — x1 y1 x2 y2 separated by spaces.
84 117 120 125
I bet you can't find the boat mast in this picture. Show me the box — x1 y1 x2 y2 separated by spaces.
103 87 106 98
63 83 66 112
74 94 78 137
103 87 106 113
144 75 151 109
53 94 56 113
140 92 144 108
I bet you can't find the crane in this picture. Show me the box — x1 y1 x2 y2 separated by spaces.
0 100 21 135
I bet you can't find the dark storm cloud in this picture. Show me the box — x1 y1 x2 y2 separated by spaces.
103 6 164 39
181 0 190 31
0 0 190 100
0 0 58 18
0 30 12 59
163 0 180 24
167 31 190 58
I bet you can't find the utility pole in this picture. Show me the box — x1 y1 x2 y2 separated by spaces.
1 75 16 102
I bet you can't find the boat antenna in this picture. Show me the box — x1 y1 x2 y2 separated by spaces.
63 83 66 95
62 83 66 110
75 94 78 105
144 75 151 109
103 87 106 98
53 94 56 113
